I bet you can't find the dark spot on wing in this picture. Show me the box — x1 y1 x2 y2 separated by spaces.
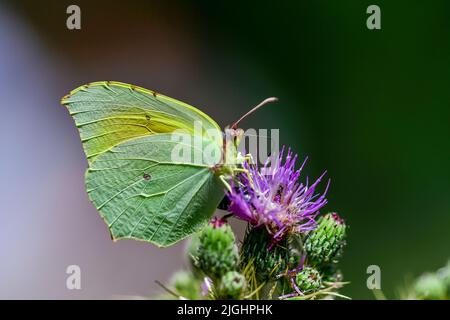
143 173 151 180
145 115 151 121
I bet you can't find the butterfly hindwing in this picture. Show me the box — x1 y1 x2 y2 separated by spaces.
86 134 224 247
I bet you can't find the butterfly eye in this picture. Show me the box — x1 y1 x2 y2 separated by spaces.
143 173 152 181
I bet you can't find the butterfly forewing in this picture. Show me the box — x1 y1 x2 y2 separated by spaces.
62 81 222 164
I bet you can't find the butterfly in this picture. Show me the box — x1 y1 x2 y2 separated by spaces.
61 81 277 247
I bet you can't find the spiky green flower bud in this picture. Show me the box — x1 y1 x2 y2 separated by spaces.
295 266 322 293
414 272 446 300
217 271 246 300
196 219 238 279
170 270 201 300
304 213 346 266
241 227 300 282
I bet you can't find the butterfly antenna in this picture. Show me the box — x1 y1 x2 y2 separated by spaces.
231 97 278 129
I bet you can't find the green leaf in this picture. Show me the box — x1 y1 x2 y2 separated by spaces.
86 133 224 247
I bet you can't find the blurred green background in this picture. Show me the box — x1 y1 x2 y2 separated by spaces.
2 0 449 299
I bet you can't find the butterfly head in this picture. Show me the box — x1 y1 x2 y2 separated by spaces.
228 127 245 148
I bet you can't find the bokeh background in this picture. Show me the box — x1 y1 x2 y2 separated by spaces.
1 0 449 299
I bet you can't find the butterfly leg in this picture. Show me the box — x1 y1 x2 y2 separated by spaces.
232 168 255 189
243 153 254 164
219 175 232 192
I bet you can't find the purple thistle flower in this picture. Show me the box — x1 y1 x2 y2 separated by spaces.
227 147 329 246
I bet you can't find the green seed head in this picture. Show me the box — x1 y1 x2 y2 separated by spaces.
196 219 239 279
295 266 322 293
304 213 347 266
217 271 246 299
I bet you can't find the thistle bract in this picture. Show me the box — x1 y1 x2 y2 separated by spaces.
304 213 346 266
295 266 322 293
196 219 239 279
241 227 299 281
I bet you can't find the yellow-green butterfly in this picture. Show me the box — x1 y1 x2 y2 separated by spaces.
62 81 276 247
